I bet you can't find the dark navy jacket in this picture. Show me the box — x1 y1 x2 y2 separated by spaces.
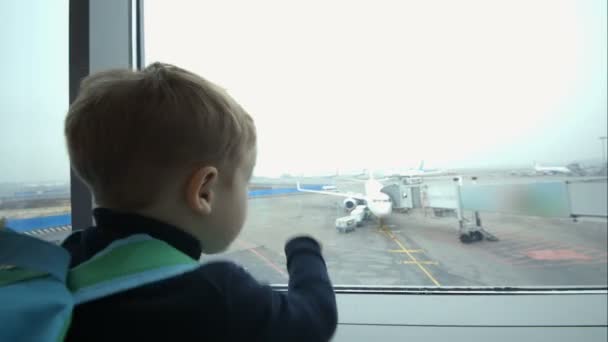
62 208 337 341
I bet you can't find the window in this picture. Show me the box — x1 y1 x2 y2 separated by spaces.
0 0 71 243
145 0 607 287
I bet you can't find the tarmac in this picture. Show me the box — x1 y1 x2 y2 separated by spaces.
207 180 608 287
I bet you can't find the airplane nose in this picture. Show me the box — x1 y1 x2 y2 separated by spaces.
377 204 392 218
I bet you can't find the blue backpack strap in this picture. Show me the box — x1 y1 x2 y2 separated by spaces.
68 234 200 305
0 229 70 282
0 230 73 342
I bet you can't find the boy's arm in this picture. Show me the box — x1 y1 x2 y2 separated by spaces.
221 236 338 341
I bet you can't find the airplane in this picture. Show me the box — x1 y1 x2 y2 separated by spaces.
296 173 392 223
385 161 448 177
533 162 572 175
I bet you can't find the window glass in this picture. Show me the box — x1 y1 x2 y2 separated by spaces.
0 0 71 243
145 0 607 287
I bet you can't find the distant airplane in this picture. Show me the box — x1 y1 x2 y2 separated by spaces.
386 161 448 177
533 162 572 175
297 171 392 221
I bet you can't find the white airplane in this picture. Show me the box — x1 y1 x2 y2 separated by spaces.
533 162 572 175
296 174 392 221
386 161 448 177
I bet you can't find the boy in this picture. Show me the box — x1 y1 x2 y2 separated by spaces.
61 63 337 341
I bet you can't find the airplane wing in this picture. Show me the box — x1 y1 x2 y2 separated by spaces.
296 182 366 200
397 170 447 177
419 170 448 177
342 177 368 183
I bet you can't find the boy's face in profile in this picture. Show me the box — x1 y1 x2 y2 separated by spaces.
189 146 256 253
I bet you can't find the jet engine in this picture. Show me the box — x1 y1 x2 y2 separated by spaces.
343 198 357 211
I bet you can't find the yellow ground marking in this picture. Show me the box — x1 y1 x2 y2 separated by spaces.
399 261 439 265
388 249 424 253
381 226 441 287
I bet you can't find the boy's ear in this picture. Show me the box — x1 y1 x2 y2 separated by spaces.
186 166 218 215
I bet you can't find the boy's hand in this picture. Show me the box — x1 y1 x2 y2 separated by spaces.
286 235 322 250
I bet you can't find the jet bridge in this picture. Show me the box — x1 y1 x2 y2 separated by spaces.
423 177 608 243
380 175 429 212
381 182 423 212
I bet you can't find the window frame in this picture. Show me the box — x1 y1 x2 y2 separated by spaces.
68 0 142 230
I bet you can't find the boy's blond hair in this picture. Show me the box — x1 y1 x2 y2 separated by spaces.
65 62 256 210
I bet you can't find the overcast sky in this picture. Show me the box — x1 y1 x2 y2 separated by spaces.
146 0 607 177
0 0 606 183
1 0 68 184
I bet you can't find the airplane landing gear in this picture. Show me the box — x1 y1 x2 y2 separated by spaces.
459 230 484 244
458 212 499 244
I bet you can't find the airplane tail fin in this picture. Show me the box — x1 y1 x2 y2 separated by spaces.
418 160 425 171
296 181 302 191
368 168 375 180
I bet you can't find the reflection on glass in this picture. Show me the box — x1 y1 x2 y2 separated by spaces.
145 0 607 287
